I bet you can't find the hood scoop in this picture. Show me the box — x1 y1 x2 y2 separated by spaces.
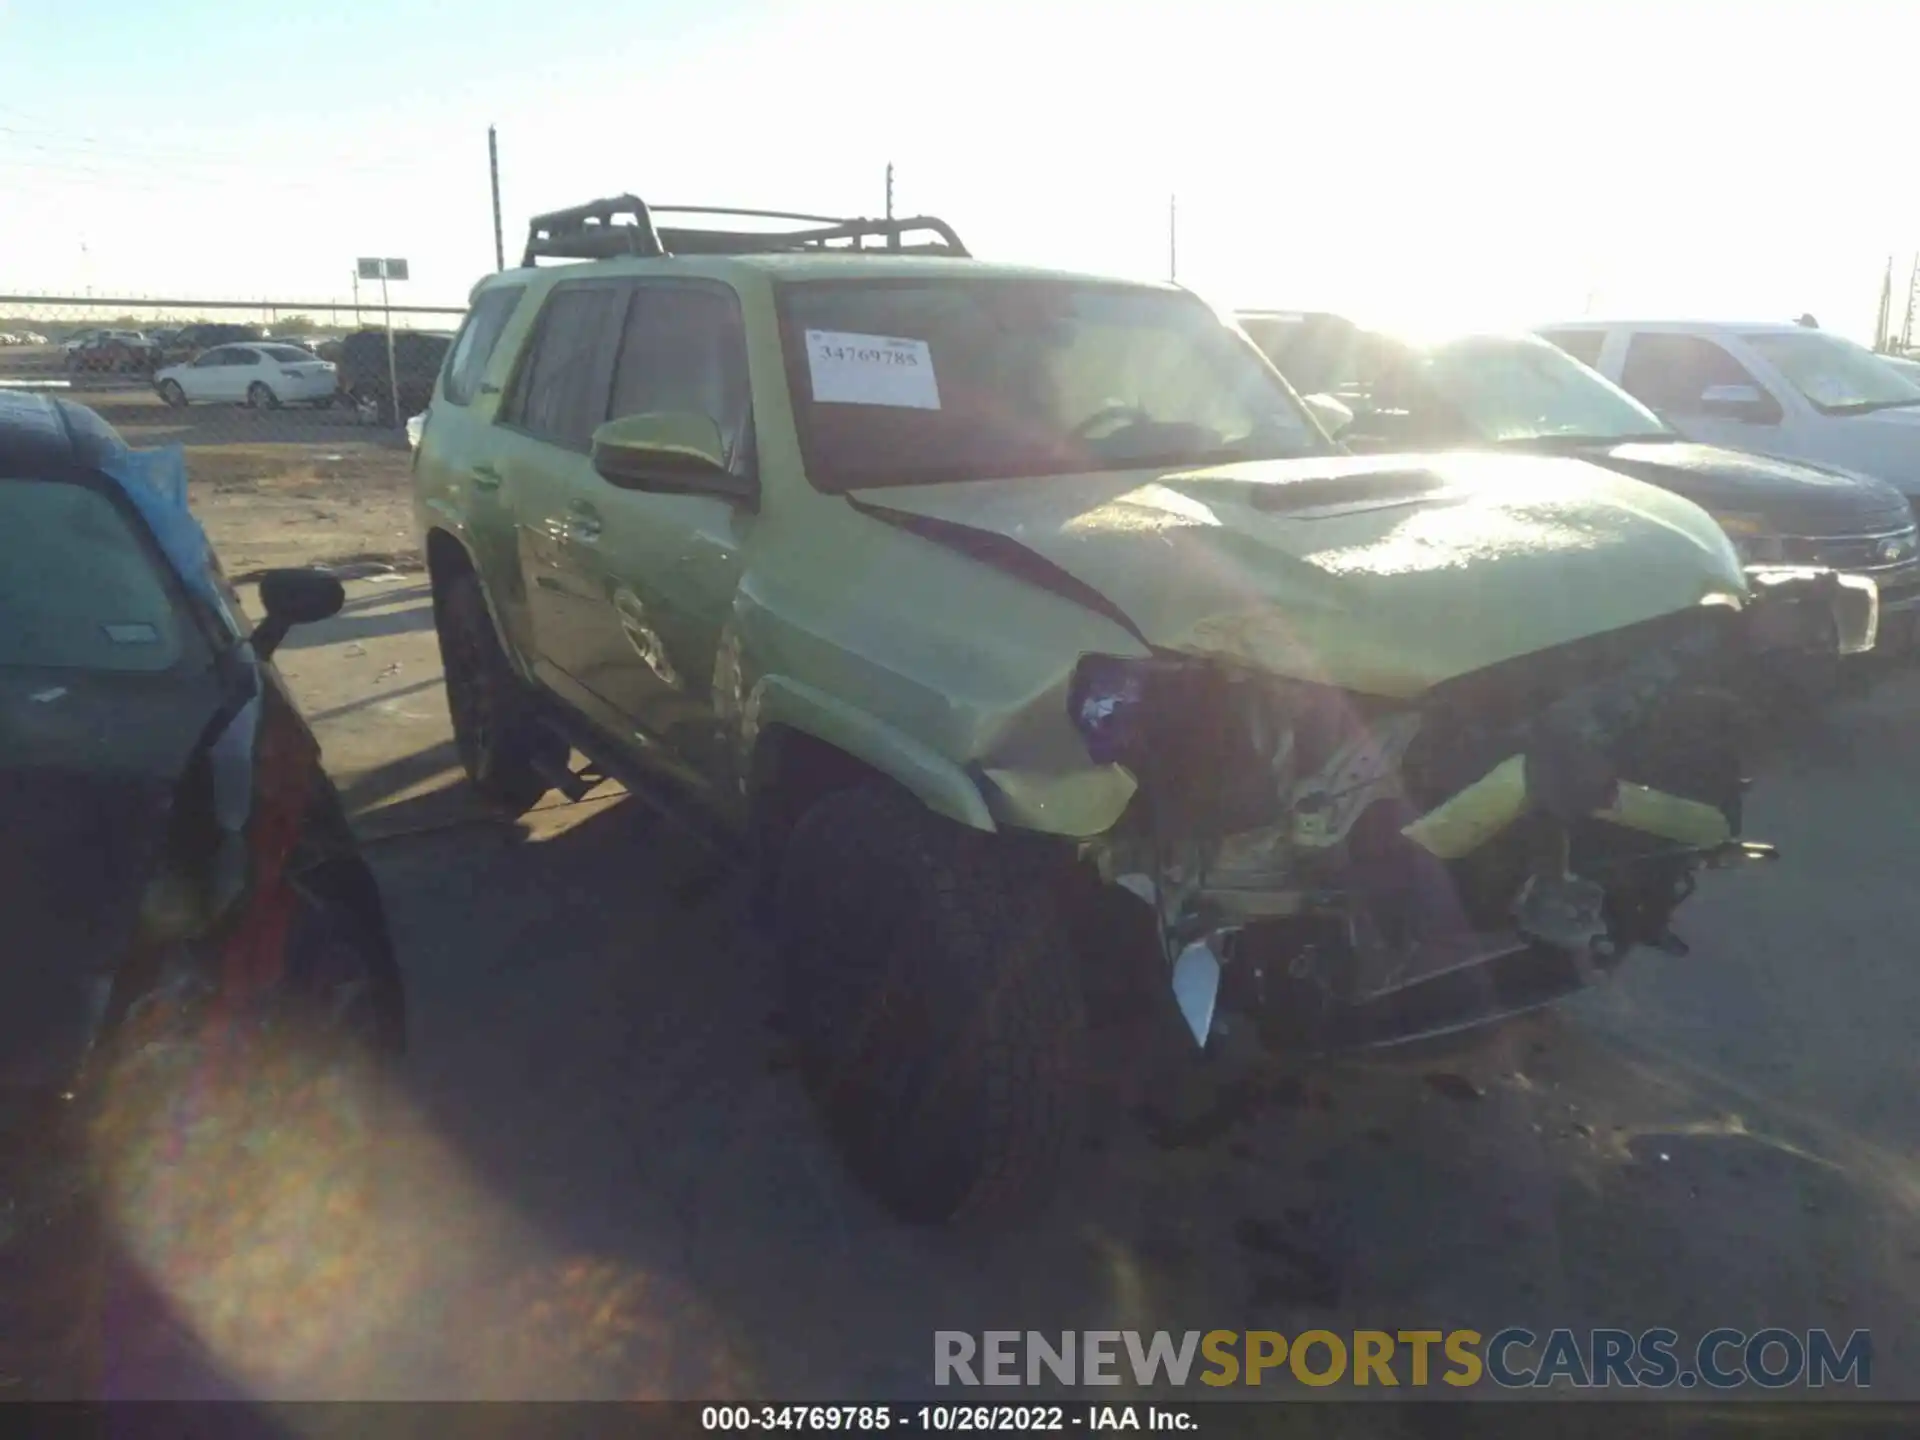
1246 467 1457 517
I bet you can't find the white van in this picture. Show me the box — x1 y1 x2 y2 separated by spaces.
1536 320 1920 516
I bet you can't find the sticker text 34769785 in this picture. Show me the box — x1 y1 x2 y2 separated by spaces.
805 329 941 411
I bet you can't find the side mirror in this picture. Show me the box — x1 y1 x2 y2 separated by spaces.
591 412 756 506
251 567 345 659
1697 383 1775 423
1300 392 1355 438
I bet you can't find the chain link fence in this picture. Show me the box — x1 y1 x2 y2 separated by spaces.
1 294 472 580
0 293 468 444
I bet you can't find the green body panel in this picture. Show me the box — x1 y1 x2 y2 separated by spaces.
847 450 1748 699
743 676 999 832
416 252 1752 843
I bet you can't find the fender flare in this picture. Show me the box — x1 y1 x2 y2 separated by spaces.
422 523 535 685
745 675 997 833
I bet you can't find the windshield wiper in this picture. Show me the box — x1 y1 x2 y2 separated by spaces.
1820 397 1920 416
1496 431 1679 448
1120 442 1323 470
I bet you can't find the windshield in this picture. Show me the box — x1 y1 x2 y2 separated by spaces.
1743 330 1920 414
1417 336 1674 443
0 478 194 672
777 278 1326 491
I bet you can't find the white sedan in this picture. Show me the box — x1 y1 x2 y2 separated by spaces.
154 342 337 409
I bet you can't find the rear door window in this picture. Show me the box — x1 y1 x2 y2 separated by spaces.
443 287 525 406
0 479 198 672
499 285 626 450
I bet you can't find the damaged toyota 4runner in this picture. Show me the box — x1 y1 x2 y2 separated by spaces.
415 197 1843 1226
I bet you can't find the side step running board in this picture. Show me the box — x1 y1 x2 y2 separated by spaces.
532 706 745 862
531 748 596 803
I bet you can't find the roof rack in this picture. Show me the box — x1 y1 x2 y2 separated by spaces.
521 198 968 266
522 195 666 266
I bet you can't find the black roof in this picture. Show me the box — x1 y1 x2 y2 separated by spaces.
0 392 125 479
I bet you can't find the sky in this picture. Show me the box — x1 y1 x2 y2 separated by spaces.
3 0 1918 340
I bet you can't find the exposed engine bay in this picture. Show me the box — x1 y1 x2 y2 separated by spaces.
1069 573 1846 1053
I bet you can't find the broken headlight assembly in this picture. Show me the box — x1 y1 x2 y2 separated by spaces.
1070 654 1292 837
1066 599 1807 1057
1069 654 1402 835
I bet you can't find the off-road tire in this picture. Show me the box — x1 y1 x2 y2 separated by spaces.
435 571 552 816
776 784 1086 1226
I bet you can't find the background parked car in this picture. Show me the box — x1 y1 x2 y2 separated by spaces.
154 343 338 409
158 322 269 367
1536 320 1920 523
65 331 160 375
335 328 452 425
1239 312 1916 657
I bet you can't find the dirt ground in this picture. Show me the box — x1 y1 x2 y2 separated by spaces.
36 415 1920 1414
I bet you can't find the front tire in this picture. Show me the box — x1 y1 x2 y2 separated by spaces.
434 571 553 816
776 785 1086 1226
247 381 279 410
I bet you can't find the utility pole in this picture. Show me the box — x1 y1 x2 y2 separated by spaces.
351 268 361 327
1903 254 1920 355
885 162 894 221
1168 194 1178 282
1875 256 1894 352
489 125 506 272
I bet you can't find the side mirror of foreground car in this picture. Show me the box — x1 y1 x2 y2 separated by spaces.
252 566 346 660
591 411 757 507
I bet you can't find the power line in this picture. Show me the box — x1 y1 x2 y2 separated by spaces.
0 114 440 180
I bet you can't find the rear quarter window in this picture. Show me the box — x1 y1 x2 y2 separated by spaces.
442 286 526 406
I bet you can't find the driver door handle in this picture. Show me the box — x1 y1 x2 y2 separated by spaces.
471 463 502 491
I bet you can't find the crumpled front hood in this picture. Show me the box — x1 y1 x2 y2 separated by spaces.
1588 442 1912 534
850 451 1747 698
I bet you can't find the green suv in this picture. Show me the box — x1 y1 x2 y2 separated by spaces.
414 197 1837 1225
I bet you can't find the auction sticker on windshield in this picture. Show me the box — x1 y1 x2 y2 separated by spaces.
805 330 941 410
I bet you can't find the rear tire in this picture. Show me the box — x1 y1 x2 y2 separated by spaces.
434 570 553 816
157 380 186 408
776 784 1086 1226
247 381 279 410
